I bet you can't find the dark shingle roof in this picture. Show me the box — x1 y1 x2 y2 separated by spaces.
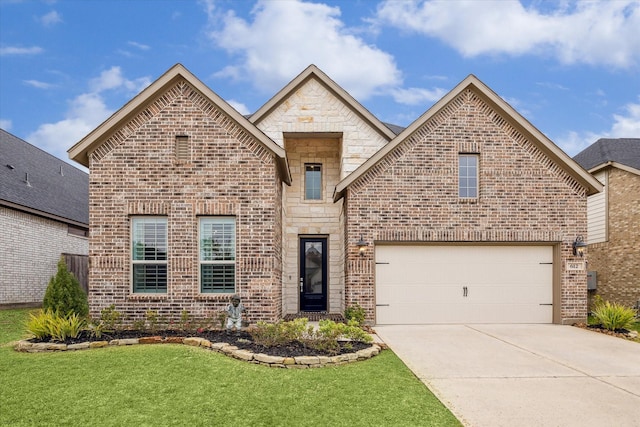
382 122 405 135
0 129 88 226
573 138 640 171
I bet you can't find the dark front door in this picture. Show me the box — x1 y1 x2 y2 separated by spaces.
300 237 327 311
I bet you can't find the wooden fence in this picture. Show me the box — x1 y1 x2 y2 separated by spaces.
63 253 88 295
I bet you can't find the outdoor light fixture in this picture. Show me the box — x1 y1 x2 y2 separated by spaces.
572 236 587 257
356 235 368 256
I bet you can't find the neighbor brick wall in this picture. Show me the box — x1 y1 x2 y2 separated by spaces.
344 89 588 324
88 79 283 325
587 168 640 308
0 206 88 305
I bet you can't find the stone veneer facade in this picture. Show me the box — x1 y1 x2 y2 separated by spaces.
0 206 88 305
587 168 640 309
343 89 589 324
88 79 283 324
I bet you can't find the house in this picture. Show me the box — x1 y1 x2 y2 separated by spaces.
573 138 640 309
68 64 601 325
1 129 89 307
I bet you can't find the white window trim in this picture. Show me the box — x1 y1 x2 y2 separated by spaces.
458 153 479 199
199 216 236 294
131 216 168 294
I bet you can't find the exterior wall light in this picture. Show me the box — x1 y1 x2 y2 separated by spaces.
572 236 587 257
356 235 368 256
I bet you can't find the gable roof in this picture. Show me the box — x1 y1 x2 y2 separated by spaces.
573 138 640 175
249 64 398 141
334 74 603 201
68 64 291 184
1 129 88 226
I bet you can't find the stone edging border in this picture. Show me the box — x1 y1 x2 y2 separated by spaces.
14 337 382 368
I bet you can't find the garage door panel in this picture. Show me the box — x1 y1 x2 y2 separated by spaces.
375 245 553 324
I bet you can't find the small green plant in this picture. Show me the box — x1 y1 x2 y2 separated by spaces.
179 310 192 332
592 300 636 331
344 303 366 326
100 304 122 331
132 319 146 331
216 311 227 329
145 310 159 333
248 318 312 347
43 257 89 317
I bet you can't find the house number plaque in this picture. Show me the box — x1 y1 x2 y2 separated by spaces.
566 261 585 271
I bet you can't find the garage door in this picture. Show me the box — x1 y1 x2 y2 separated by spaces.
375 245 553 324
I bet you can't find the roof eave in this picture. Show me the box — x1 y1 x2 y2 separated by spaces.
589 161 640 177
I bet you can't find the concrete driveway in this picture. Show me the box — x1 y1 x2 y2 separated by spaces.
374 324 640 427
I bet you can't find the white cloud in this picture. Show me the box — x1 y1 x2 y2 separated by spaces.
40 10 62 27
556 99 640 156
23 79 54 89
127 41 150 50
26 67 151 164
0 46 44 56
226 99 251 115
376 0 640 68
390 87 446 105
89 66 151 93
0 119 12 130
207 0 401 99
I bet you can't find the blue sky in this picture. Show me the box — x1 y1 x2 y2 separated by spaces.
1 0 639 168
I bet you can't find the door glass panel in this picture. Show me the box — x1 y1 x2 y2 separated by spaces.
304 242 323 295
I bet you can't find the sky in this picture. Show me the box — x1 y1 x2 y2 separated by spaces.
1 0 639 170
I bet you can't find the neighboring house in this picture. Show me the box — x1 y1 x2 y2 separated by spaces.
68 64 601 325
1 129 89 307
573 138 640 309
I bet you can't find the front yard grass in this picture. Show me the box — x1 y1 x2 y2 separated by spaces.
0 309 461 426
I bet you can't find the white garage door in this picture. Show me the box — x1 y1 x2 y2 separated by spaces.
375 245 553 324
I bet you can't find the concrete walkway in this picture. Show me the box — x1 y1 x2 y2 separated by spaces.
375 324 640 427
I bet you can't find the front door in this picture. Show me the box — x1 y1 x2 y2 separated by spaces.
300 237 327 311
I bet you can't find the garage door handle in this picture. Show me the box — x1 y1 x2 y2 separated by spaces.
539 303 553 306
376 304 390 307
463 286 468 297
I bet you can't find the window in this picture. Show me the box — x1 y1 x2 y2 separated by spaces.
131 217 167 293
459 154 478 198
305 164 322 200
200 217 236 293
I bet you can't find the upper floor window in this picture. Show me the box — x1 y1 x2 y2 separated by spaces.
131 217 167 293
459 154 478 198
200 217 236 294
305 164 322 200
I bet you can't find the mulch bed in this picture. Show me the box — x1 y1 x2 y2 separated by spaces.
27 329 373 357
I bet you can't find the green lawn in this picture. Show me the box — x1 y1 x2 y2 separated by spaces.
0 309 461 427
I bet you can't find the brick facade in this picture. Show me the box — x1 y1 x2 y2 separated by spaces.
587 168 640 308
88 79 283 324
73 65 595 325
0 206 88 305
344 89 588 324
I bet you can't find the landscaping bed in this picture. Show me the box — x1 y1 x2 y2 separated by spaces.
24 328 374 357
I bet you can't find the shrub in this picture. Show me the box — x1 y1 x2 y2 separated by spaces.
100 304 122 331
592 300 636 331
249 318 313 347
344 303 366 326
25 310 86 341
26 309 56 340
43 257 89 317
